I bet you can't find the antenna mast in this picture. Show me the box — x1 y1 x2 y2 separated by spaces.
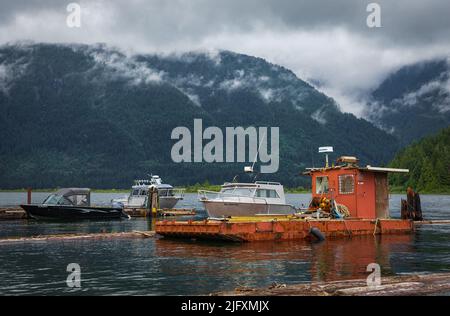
245 131 267 174
318 146 334 168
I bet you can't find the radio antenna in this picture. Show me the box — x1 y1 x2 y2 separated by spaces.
245 130 267 174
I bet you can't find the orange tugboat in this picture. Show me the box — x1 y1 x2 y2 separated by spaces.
156 154 415 242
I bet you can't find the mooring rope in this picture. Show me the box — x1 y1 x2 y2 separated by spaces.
373 218 380 235
343 220 352 236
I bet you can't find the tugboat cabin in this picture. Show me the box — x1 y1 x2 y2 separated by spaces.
304 156 409 219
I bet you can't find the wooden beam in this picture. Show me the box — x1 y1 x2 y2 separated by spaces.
415 220 450 225
0 231 156 244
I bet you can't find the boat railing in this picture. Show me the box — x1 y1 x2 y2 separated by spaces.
255 181 282 186
198 190 268 204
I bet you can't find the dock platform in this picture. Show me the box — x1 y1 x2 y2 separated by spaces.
0 207 28 220
155 217 414 242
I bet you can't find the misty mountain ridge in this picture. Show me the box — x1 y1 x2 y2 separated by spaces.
364 57 450 145
0 43 399 188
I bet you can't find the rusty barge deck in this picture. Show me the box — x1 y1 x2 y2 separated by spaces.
155 217 414 242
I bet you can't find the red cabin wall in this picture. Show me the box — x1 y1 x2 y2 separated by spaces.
311 168 380 219
355 171 376 219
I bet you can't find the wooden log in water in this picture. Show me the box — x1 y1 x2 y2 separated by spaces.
124 208 149 217
0 231 156 244
0 208 27 220
414 220 450 225
123 208 196 217
159 209 196 216
212 273 450 296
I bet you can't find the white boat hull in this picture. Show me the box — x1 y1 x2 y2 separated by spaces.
202 200 296 218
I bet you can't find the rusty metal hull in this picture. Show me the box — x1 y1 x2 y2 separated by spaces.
155 219 414 242
202 201 296 217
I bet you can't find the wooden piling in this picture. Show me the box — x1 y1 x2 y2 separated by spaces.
27 188 32 205
147 186 159 217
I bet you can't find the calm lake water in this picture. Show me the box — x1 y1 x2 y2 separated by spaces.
0 192 449 295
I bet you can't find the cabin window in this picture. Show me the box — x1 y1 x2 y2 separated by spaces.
222 187 254 197
43 194 60 205
71 194 89 206
256 189 279 199
339 175 355 194
316 177 329 194
57 196 73 206
140 190 148 196
269 190 279 198
233 188 254 196
132 189 140 196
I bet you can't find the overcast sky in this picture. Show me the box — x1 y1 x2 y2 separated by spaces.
1 0 449 116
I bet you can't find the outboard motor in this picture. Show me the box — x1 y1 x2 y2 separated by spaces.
112 201 124 209
113 202 130 219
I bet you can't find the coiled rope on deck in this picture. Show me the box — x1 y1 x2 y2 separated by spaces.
335 202 351 218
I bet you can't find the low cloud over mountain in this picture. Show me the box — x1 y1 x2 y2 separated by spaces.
0 43 398 188
1 1 450 117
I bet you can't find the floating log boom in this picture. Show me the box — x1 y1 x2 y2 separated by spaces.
0 231 156 244
213 273 450 296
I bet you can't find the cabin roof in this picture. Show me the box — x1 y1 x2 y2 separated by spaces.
303 165 409 175
132 183 173 189
157 184 173 189
222 181 282 188
222 183 258 187
54 188 91 197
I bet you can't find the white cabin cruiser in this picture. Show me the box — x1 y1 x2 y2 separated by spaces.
198 181 296 218
114 175 185 209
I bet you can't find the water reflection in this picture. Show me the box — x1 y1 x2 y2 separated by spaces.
0 192 449 295
0 227 447 295
154 234 415 285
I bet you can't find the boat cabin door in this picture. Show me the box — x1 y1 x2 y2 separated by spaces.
375 173 389 218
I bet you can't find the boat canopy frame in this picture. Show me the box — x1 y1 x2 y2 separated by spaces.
45 188 91 206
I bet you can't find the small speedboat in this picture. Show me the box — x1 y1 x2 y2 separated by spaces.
113 175 185 209
198 181 297 218
21 188 130 221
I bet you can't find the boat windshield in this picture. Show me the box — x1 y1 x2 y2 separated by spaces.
221 187 255 197
159 189 171 197
43 194 73 206
43 194 59 205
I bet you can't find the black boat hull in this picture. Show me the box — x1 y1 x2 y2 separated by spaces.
20 204 130 221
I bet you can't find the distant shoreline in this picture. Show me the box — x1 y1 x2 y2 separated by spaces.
0 187 310 194
1 187 449 195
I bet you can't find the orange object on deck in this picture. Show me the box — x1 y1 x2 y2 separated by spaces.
155 218 414 242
